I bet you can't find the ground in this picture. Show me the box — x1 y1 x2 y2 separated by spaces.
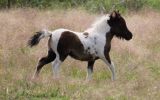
0 8 160 100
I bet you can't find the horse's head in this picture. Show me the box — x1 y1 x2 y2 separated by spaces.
107 11 133 40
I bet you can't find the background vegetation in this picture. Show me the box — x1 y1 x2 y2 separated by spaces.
0 0 160 12
0 0 160 100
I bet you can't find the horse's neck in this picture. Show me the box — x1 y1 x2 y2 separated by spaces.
85 27 109 38
86 23 110 36
106 32 114 42
85 27 100 34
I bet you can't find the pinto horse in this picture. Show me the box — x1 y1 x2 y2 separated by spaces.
28 11 133 81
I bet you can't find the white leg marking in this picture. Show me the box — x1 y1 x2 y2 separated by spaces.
52 58 61 78
110 61 115 80
32 60 41 79
86 68 93 81
102 59 116 81
32 70 38 79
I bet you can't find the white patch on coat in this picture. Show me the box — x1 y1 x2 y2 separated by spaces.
77 15 111 58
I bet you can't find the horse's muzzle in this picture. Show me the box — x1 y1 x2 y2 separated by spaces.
126 32 133 40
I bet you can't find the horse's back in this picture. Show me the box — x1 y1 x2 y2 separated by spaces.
49 28 82 51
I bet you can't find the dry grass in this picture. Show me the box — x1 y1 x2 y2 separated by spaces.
0 8 160 100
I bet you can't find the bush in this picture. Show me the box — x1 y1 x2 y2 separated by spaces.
0 0 159 12
147 0 160 10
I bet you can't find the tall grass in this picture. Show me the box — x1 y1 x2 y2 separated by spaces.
0 8 160 99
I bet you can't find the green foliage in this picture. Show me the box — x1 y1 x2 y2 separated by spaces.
0 0 160 12
0 0 7 8
125 0 147 10
147 0 160 10
84 0 113 13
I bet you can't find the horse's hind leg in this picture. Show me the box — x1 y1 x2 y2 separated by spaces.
51 58 62 79
52 53 68 79
32 49 56 79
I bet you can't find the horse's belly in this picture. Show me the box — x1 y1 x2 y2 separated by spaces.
69 51 98 61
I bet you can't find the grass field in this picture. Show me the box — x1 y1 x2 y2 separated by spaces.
0 8 160 100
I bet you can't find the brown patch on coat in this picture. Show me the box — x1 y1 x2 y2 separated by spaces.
57 31 98 61
83 32 89 38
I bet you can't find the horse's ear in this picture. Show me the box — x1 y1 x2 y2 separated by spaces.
117 10 121 15
110 10 121 19
110 11 116 18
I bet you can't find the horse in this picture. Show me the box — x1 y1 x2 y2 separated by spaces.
28 11 133 81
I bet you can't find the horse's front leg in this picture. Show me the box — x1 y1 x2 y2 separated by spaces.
86 60 95 81
102 54 115 81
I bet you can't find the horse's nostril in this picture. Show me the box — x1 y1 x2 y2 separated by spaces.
126 33 132 40
129 35 132 40
130 34 133 38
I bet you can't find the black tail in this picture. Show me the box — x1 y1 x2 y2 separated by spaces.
27 32 43 47
28 30 52 47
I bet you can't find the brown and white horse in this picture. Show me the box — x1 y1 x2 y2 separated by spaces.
28 11 133 81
